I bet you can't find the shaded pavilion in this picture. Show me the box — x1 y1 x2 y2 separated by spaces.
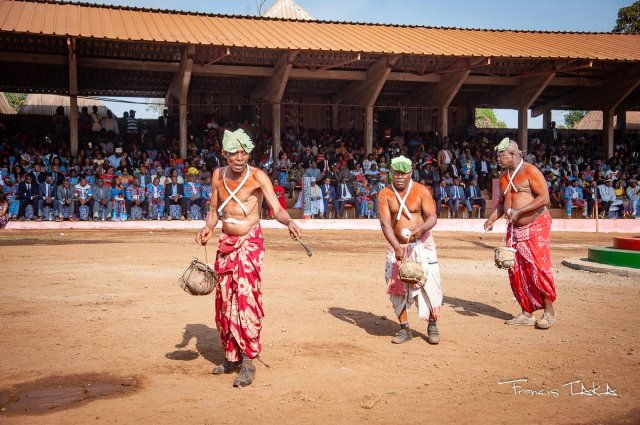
0 0 639 158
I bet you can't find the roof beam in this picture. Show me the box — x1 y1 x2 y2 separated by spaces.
402 58 478 106
485 62 573 109
489 70 556 109
607 74 640 111
616 93 640 113
532 67 640 116
0 52 602 87
333 55 401 106
165 45 195 105
251 50 299 102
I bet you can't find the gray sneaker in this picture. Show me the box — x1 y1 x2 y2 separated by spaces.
505 313 535 326
427 320 440 345
391 327 412 344
535 312 556 329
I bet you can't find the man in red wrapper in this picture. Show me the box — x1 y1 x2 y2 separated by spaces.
484 138 557 329
196 128 302 387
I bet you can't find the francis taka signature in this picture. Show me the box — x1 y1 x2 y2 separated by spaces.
498 378 618 397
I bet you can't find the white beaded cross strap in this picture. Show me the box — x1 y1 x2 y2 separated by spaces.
217 165 251 215
503 159 524 196
391 179 414 220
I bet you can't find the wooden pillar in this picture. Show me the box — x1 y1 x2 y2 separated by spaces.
272 102 281 160
364 105 373 155
170 45 194 159
332 104 339 130
542 110 552 130
616 111 626 130
179 96 188 158
68 37 78 156
439 108 448 142
603 108 614 158
518 107 528 154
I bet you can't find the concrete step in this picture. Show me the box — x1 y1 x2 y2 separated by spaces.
588 246 640 269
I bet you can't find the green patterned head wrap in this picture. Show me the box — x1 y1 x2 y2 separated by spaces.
222 129 254 154
390 156 412 173
494 137 510 152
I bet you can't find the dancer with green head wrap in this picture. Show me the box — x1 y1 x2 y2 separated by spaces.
196 128 303 387
377 156 444 345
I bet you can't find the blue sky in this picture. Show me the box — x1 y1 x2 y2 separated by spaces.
98 0 631 127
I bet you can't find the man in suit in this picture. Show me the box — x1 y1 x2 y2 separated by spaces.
464 178 486 218
92 177 112 221
56 179 74 221
474 154 490 190
29 163 46 184
433 180 449 216
37 173 58 221
18 174 40 220
447 178 466 218
157 108 175 139
165 175 185 220
320 176 338 219
436 142 453 175
50 164 64 186
447 159 461 180
135 164 152 188
336 176 356 219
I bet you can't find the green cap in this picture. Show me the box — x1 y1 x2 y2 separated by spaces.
390 156 412 173
494 137 510 152
222 129 254 154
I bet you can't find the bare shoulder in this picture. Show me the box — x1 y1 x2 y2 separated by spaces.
212 167 223 179
252 167 270 182
524 163 545 179
378 185 393 198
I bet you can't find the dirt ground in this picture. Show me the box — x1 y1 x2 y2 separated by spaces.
0 228 638 425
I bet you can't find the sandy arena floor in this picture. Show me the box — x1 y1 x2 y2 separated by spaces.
0 229 638 424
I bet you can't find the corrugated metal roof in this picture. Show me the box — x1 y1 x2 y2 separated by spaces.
263 0 315 21
0 92 16 114
19 94 107 116
1 0 640 61
574 111 640 130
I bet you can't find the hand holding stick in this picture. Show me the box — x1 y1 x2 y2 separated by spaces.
295 237 312 257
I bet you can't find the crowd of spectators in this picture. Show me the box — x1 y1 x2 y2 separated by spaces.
0 107 639 228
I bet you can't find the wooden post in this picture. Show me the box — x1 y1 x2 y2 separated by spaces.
179 96 188 159
68 37 79 156
617 111 627 128
593 183 600 232
518 107 528 154
365 105 373 155
272 102 281 161
332 103 339 130
542 110 552 130
166 45 195 159
439 108 449 142
603 108 614 159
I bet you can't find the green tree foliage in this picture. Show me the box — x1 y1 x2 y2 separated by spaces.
613 1 640 33
475 108 507 128
144 98 165 117
4 92 27 112
563 110 588 129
